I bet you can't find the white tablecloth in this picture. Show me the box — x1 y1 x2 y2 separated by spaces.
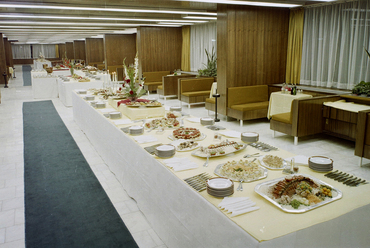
52 69 71 76
267 91 312 118
72 91 370 248
31 71 47 86
33 60 52 70
32 77 59 99
58 78 104 107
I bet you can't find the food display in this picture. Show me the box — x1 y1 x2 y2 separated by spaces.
255 174 342 213
214 159 268 182
259 155 285 170
175 140 199 152
145 118 180 129
171 127 202 140
117 98 162 107
192 140 246 157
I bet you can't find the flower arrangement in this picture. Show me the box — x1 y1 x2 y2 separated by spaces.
122 53 146 101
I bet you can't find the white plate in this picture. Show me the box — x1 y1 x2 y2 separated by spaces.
258 155 286 170
309 157 332 164
207 178 233 189
156 145 175 152
192 142 247 158
219 130 241 138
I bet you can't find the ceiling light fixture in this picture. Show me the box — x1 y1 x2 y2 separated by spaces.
183 16 217 20
0 14 208 23
0 3 217 16
176 0 300 8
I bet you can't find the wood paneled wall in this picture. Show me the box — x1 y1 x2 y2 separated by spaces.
217 5 290 115
58 44 66 59
66 42 74 59
0 34 7 84
85 38 104 64
3 38 13 68
137 27 182 73
104 34 136 70
73 40 86 60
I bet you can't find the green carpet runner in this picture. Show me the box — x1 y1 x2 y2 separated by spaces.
23 100 138 248
22 65 32 86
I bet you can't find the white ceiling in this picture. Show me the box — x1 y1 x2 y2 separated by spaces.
0 0 337 44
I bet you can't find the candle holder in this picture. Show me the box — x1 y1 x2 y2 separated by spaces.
213 91 220 122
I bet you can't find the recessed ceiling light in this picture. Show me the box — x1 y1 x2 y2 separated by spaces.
183 16 217 20
0 14 209 23
0 3 217 16
176 0 300 8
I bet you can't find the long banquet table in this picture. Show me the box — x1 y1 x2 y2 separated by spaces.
72 91 370 248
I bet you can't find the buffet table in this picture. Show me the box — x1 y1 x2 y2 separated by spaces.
72 91 370 247
32 76 59 99
268 91 312 119
52 68 71 76
33 59 51 70
58 78 104 107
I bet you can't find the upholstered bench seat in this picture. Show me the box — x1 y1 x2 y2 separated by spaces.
271 112 291 124
182 90 210 97
231 101 269 112
206 98 215 104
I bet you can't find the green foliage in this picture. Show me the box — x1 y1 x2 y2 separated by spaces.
352 81 370 96
198 47 217 77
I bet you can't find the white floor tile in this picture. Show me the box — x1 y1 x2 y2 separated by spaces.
0 228 5 244
131 230 157 248
5 224 24 243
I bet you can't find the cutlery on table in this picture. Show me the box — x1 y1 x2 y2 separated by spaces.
203 154 210 167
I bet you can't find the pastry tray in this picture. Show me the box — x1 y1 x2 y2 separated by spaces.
192 143 247 158
254 174 343 213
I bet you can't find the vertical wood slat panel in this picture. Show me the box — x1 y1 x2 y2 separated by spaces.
58 44 66 59
104 34 136 69
3 37 13 68
85 38 104 64
65 42 74 59
138 27 182 73
217 5 289 115
0 33 7 84
73 40 86 61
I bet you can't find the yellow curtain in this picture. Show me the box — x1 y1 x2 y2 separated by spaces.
55 44 59 58
181 26 190 72
286 8 304 85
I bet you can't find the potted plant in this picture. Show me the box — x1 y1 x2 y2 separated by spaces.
198 47 217 78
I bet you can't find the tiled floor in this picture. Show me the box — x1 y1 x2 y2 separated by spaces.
0 65 369 248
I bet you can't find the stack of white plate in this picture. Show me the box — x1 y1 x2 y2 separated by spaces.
76 89 87 94
84 95 95 101
207 177 234 197
129 126 144 135
155 145 176 158
308 156 333 172
90 101 97 107
95 102 106 108
170 106 182 112
109 111 121 119
241 132 259 143
200 117 215 126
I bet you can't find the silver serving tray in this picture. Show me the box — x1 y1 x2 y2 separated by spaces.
192 143 247 158
214 163 268 183
254 174 343 213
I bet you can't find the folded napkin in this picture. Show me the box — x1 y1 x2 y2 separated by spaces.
163 157 198 172
133 135 158 144
219 197 259 217
219 130 241 138
99 108 116 113
112 119 133 125
186 118 200 123
284 155 309 165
